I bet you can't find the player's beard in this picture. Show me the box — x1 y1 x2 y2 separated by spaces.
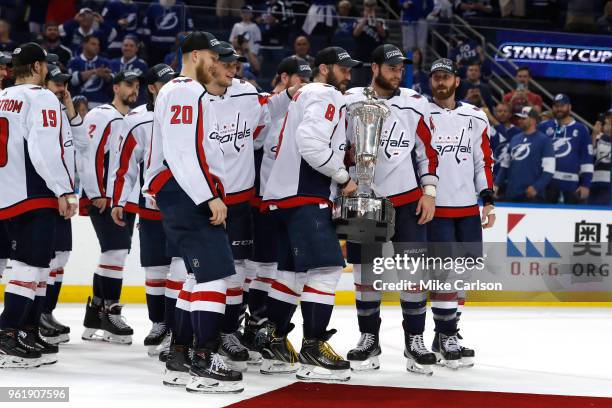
433 82 457 100
196 58 213 85
374 72 398 93
121 93 138 106
54 90 65 102
327 69 348 92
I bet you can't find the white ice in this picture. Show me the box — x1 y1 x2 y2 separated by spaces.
1 305 611 407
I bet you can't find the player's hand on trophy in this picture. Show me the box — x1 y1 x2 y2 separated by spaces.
208 198 228 226
111 207 126 227
481 204 496 229
416 194 435 225
576 186 589 200
341 179 358 196
92 197 108 213
525 186 537 198
59 194 78 219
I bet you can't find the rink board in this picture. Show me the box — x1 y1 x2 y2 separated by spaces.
2 203 612 305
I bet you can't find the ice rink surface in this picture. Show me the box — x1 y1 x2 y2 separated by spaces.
2 305 611 407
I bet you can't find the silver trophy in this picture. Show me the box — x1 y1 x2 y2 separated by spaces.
333 87 395 243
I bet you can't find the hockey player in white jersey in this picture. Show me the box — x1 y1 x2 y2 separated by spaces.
343 44 439 375
244 56 311 367
109 64 180 357
39 63 86 345
427 58 495 369
80 70 140 345
0 43 78 369
142 31 244 394
261 46 360 381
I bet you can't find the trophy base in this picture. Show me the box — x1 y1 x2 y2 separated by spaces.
332 196 395 244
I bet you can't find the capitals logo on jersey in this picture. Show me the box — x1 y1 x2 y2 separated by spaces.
435 128 472 164
211 113 252 152
379 121 411 158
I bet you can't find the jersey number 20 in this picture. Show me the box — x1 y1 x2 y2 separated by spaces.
170 105 193 124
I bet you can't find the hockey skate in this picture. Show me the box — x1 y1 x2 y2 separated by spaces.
186 348 244 394
432 332 462 370
404 332 436 376
0 328 42 369
347 333 381 371
218 332 249 372
162 344 191 387
144 322 167 357
156 332 172 362
455 331 475 368
82 297 105 341
241 314 265 366
260 323 299 375
22 327 58 366
40 312 70 344
297 330 351 382
101 304 133 345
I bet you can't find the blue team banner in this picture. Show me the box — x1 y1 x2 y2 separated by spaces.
494 30 612 81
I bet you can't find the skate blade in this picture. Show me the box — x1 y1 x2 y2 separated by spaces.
247 351 263 366
103 332 132 345
460 357 475 368
220 356 248 373
82 328 105 341
349 356 380 372
0 355 42 369
42 333 70 345
38 355 58 366
162 369 190 387
185 377 244 394
260 359 299 375
296 365 351 382
147 344 162 357
406 359 433 376
434 353 460 370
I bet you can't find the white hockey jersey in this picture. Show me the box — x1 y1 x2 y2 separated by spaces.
143 76 225 206
60 105 82 184
428 100 494 218
344 87 438 207
108 105 159 218
262 82 348 209
80 103 125 201
205 78 269 205
0 84 74 219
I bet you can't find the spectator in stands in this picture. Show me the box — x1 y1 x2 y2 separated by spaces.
109 36 148 76
429 0 453 21
230 6 262 56
141 0 194 65
597 0 612 34
302 0 337 43
490 102 520 178
538 94 593 204
448 35 483 76
411 48 430 96
0 53 10 89
454 0 493 19
101 0 141 59
163 32 187 71
503 66 543 113
217 0 244 18
589 109 612 205
352 0 388 62
72 95 90 119
336 0 357 37
41 22 73 69
0 19 15 52
27 0 48 35
293 35 315 67
399 0 433 57
495 106 555 203
259 0 294 47
456 63 494 111
60 8 118 55
463 85 495 122
68 34 113 108
234 36 261 76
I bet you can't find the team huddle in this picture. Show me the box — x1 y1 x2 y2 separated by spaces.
0 31 498 394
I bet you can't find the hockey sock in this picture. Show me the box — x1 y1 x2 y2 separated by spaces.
353 264 382 335
431 291 458 335
165 257 187 333
457 289 466 323
44 256 58 314
96 249 128 304
144 265 168 323
400 290 427 334
301 267 342 339
221 260 246 334
24 267 49 327
246 260 276 321
45 251 69 313
192 278 227 349
266 270 305 335
174 273 195 346
0 261 38 329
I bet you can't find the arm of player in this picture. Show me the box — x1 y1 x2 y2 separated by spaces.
62 111 76 182
111 129 142 208
253 95 271 150
532 137 555 193
473 122 495 194
413 106 439 187
295 93 349 184
267 90 293 122
578 126 594 188
26 91 74 197
161 91 225 206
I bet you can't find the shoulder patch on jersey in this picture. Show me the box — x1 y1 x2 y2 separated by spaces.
258 94 269 106
29 86 43 90
473 107 481 111
411 94 422 99
127 111 139 116
172 78 192 83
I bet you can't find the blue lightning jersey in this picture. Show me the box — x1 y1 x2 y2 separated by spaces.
491 123 520 177
141 2 194 51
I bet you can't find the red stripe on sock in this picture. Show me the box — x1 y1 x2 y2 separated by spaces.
166 280 184 290
271 280 298 297
99 264 123 271
303 285 334 297
226 288 243 297
191 291 226 304
8 280 37 291
146 279 167 288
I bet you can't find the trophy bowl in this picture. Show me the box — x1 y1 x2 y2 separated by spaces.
333 195 395 243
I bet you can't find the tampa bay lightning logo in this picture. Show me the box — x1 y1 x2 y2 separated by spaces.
82 74 104 93
511 142 531 161
552 137 572 158
125 13 138 31
157 12 179 30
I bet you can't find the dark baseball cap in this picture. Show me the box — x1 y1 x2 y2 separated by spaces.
145 64 175 85
241 5 253 12
514 106 539 119
12 42 58 66
46 63 71 83
371 44 411 66
113 70 140 84
277 56 312 78
0 52 11 65
314 46 362 68
180 31 227 54
218 41 247 63
552 93 571 105
429 58 458 76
